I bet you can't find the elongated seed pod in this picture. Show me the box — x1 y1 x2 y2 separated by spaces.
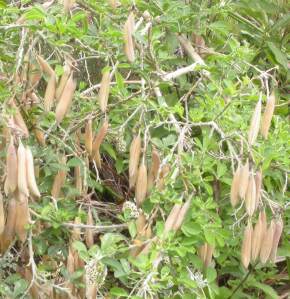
239 160 249 199
84 119 93 156
123 12 135 62
6 137 18 193
147 148 161 193
245 173 256 216
129 134 141 188
248 99 261 145
173 199 191 231
18 141 29 196
92 120 109 168
10 101 29 138
15 194 29 242
67 246 75 274
198 244 207 263
164 204 182 235
56 62 71 100
156 164 170 191
51 155 67 198
255 169 262 209
44 73 56 112
28 61 42 89
26 147 41 198
251 213 263 261
55 73 77 123
230 164 241 207
74 165 82 195
135 163 147 207
136 213 146 237
98 70 111 113
72 217 81 241
0 193 4 234
205 244 214 267
86 284 97 299
85 207 94 248
241 221 252 269
33 128 46 146
3 197 17 243
23 267 39 299
260 220 275 263
36 55 55 76
261 93 275 139
270 219 283 262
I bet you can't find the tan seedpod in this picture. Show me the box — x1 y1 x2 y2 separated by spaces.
260 220 275 264
44 73 56 112
36 55 55 76
33 128 46 146
56 62 71 100
205 244 214 267
245 173 256 216
238 160 249 199
0 193 4 234
74 165 82 195
28 60 42 89
63 0 74 14
84 119 93 156
198 244 207 263
24 267 39 299
123 12 135 63
251 213 263 261
67 246 75 274
156 164 170 191
86 284 97 299
3 197 17 242
230 164 241 207
55 73 77 123
147 148 161 193
15 194 29 242
92 120 109 168
270 219 283 262
85 207 94 248
26 147 41 198
136 213 146 237
10 100 29 138
98 70 111 113
72 217 81 241
260 210 267 238
241 221 252 269
248 99 261 145
173 198 191 231
261 92 275 139
6 137 18 193
164 203 182 235
255 169 262 208
145 225 152 239
18 141 29 197
135 163 147 207
129 134 141 188
51 155 67 198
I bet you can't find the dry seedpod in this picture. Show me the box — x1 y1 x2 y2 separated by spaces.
18 141 29 197
198 244 207 264
135 163 148 207
74 165 82 195
123 12 135 62
10 100 29 138
164 203 182 236
28 60 42 89
44 73 56 112
245 172 256 216
36 55 55 76
55 73 77 123
56 61 71 100
147 148 161 193
6 136 18 193
15 194 29 242
26 146 41 198
136 213 146 237
261 92 275 139
129 134 141 188
3 197 17 246
173 199 191 231
0 193 4 234
239 160 249 199
98 69 111 113
156 164 170 191
85 119 93 156
241 221 252 269
205 244 214 267
85 207 94 248
51 155 67 198
33 128 46 146
255 169 262 208
230 164 241 207
248 99 261 145
270 219 283 262
251 212 263 261
92 120 109 168
260 220 275 264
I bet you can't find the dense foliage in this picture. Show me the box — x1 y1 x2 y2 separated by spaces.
0 0 289 298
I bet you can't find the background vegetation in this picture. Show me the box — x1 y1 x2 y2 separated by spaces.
0 0 289 298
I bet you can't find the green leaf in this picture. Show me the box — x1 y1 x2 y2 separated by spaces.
110 287 128 297
251 281 278 299
267 42 288 70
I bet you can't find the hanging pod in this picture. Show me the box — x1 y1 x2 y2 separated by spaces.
0 193 5 234
43 73 57 112
84 119 93 156
238 159 249 199
164 203 182 236
15 192 29 242
123 12 135 63
241 221 253 269
85 207 94 248
135 163 147 207
248 99 261 145
251 212 264 261
129 134 141 188
56 61 71 100
92 120 109 168
6 136 18 193
51 155 67 198
98 69 111 113
270 219 283 262
230 164 241 207
10 100 29 138
18 141 29 197
173 199 191 231
36 55 55 76
255 169 262 209
261 92 275 139
147 148 161 193
26 146 41 198
245 172 256 216
260 220 275 264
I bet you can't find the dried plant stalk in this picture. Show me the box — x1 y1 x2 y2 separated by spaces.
173 199 191 231
92 120 109 168
6 137 18 193
129 134 141 188
245 173 256 216
164 203 182 235
123 12 135 62
230 164 241 207
98 70 111 113
260 220 275 264
26 146 41 198
248 99 261 145
261 92 275 139
56 61 71 100
270 219 283 262
18 141 29 196
241 221 252 269
85 207 94 248
85 119 93 156
135 163 147 207
51 155 67 198
239 160 249 199
55 73 77 123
